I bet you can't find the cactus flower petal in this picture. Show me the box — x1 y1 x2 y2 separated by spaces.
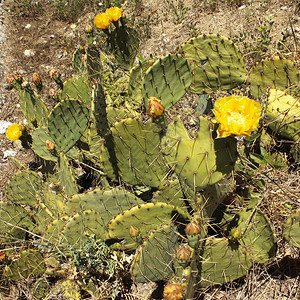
6 123 22 141
213 95 262 138
148 97 165 117
94 13 110 29
105 7 122 22
163 282 183 300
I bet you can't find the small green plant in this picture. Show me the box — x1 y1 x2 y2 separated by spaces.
163 0 190 24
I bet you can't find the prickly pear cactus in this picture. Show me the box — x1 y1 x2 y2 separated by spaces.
48 99 89 153
5 250 46 280
249 56 300 99
100 117 169 188
142 54 192 109
179 34 247 94
265 89 300 141
131 225 179 282
162 117 237 191
283 210 300 248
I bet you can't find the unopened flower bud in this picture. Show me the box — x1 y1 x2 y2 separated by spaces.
148 97 165 117
32 72 42 83
7 75 14 84
129 226 140 238
46 140 55 151
175 244 192 261
85 24 94 34
13 71 22 82
49 69 59 78
185 220 201 236
163 282 183 300
230 227 242 240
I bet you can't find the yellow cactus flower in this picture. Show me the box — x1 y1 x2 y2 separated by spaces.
94 12 110 29
6 123 22 141
213 95 262 138
148 97 165 117
105 7 122 22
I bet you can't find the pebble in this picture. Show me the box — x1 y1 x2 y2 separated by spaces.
24 49 36 57
0 120 12 133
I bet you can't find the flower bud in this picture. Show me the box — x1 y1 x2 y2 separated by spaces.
148 97 165 117
32 72 42 83
230 227 242 240
163 282 183 300
175 244 192 261
49 69 60 79
85 23 94 34
7 75 15 84
46 140 55 151
129 226 140 238
185 220 201 236
13 71 23 83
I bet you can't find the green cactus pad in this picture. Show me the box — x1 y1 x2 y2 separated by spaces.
60 76 91 106
142 54 192 109
72 46 86 75
107 25 139 70
0 202 35 238
229 208 277 263
162 117 237 191
128 60 153 107
5 250 46 281
19 89 48 128
265 89 300 141
31 127 58 162
179 34 247 94
200 237 252 287
57 152 78 197
6 170 44 206
65 187 143 221
131 225 179 282
107 202 189 250
87 44 102 80
62 210 107 247
152 177 187 211
196 177 234 218
45 217 70 244
283 210 300 248
100 117 169 188
249 56 300 99
48 99 89 153
49 279 81 299
31 277 50 299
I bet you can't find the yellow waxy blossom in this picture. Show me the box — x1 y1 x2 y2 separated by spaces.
6 123 22 141
105 7 122 22
94 13 110 29
213 95 262 138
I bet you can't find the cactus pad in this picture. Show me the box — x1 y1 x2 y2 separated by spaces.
200 237 252 287
131 225 179 282
249 56 300 99
5 250 46 280
283 210 300 248
142 54 192 109
48 99 89 153
179 34 247 94
162 117 237 191
100 117 169 188
229 208 277 263
6 170 44 206
60 76 91 106
107 202 189 250
19 90 48 128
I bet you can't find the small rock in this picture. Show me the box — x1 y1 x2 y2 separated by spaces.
3 149 17 160
25 24 31 29
0 120 12 134
24 49 36 57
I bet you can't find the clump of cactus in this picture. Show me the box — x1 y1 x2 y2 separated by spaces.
2 6 300 299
